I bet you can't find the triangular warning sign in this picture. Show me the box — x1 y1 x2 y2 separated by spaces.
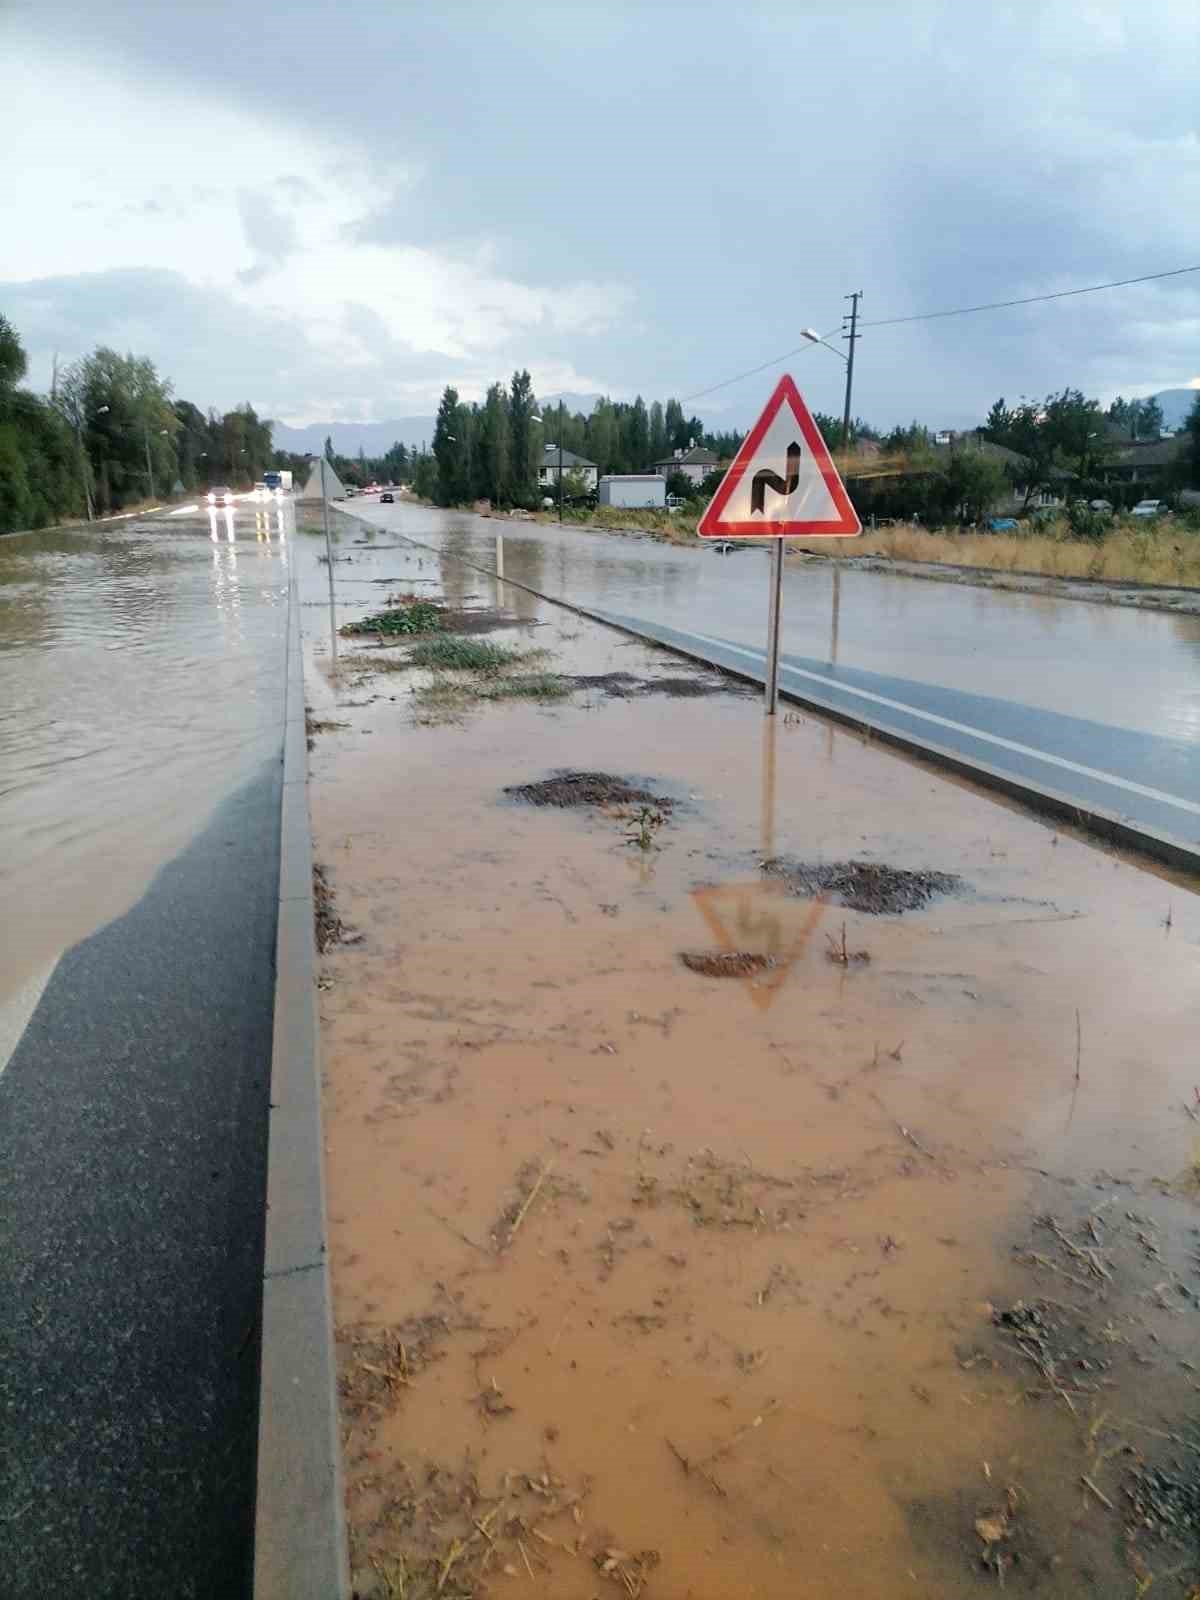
698 374 861 539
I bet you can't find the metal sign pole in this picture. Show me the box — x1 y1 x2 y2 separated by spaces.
320 456 337 667
764 539 784 715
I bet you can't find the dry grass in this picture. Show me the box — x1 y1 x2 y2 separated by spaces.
795 519 1200 588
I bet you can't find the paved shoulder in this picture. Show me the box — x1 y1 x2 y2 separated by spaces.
0 761 282 1598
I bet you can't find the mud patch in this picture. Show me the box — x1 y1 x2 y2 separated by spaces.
505 770 673 810
570 672 750 699
305 711 349 749
679 950 776 978
313 863 344 953
762 856 962 914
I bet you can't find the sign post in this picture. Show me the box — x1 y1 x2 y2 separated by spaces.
697 374 860 713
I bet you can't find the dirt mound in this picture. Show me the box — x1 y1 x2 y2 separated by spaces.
570 673 749 699
679 951 775 978
762 857 961 914
505 771 672 810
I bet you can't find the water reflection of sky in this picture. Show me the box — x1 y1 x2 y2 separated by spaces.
322 503 1200 747
0 505 292 1005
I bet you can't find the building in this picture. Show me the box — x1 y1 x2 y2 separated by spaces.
538 444 598 492
1105 435 1186 492
598 474 666 509
653 445 719 486
930 433 1070 512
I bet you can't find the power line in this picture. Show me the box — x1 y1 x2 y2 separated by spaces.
681 327 840 404
680 262 1200 405
861 262 1200 329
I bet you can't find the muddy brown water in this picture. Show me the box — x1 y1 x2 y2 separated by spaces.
0 507 290 1013
299 525 1200 1598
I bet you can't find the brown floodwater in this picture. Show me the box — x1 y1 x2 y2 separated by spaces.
0 504 290 1017
302 528 1200 1598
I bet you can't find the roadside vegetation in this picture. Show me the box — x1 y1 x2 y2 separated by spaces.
796 510 1200 587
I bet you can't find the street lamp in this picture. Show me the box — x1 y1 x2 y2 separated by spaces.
800 328 855 451
74 402 110 522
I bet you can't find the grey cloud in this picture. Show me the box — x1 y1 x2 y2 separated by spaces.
236 188 299 269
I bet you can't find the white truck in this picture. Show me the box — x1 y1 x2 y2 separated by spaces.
263 470 293 493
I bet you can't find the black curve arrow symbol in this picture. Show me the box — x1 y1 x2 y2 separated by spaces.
751 441 801 515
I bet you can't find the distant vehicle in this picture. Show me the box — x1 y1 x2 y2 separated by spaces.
344 486 357 498
207 486 235 505
666 494 686 509
263 470 292 494
1089 499 1113 513
1131 498 1164 518
380 491 394 504
987 517 1018 531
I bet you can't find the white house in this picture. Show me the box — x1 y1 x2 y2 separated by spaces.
652 445 719 486
538 444 598 491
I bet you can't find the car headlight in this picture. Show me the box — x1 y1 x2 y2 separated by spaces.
207 492 215 503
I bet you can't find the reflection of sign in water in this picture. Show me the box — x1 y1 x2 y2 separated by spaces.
690 880 826 1011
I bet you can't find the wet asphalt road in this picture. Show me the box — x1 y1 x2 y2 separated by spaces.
340 500 1200 866
0 764 281 1598
0 509 290 1598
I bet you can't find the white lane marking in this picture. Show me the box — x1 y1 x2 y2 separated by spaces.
682 628 1200 820
0 959 59 1078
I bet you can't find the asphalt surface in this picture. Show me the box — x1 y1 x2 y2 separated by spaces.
585 608 1200 864
0 759 282 1599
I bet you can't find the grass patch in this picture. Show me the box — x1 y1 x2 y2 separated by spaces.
340 599 443 636
795 519 1200 589
405 635 538 672
412 670 570 723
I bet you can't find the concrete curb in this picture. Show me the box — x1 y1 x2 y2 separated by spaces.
254 569 349 1599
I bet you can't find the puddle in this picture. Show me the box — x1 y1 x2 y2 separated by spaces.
504 771 673 810
302 528 1200 1599
762 857 963 914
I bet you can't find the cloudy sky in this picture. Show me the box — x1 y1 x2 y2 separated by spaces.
3 1 1198 432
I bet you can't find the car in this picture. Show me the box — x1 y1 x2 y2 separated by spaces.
1089 499 1113 513
1131 498 1164 518
206 486 234 505
987 517 1018 532
380 491 394 504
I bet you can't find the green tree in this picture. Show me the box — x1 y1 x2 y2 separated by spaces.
664 469 694 501
507 370 538 504
0 317 80 532
648 400 666 465
984 398 1057 509
943 449 1008 523
432 386 469 505
623 396 649 470
664 397 685 451
476 383 510 503
1185 393 1200 489
587 399 618 475
324 434 335 463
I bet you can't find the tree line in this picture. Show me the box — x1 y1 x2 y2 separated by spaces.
0 313 282 533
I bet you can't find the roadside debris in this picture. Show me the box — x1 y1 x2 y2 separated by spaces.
825 923 871 966
505 771 673 810
679 950 776 978
313 863 347 953
761 857 961 914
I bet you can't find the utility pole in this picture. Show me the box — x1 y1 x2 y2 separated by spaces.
74 412 94 523
841 290 862 451
320 455 338 667
143 420 156 500
557 398 565 524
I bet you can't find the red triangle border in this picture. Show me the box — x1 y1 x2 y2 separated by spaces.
697 374 862 538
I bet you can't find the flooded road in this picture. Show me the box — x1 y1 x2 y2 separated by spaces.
300 523 1200 1598
0 500 293 1597
0 501 292 1013
347 498 1200 747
